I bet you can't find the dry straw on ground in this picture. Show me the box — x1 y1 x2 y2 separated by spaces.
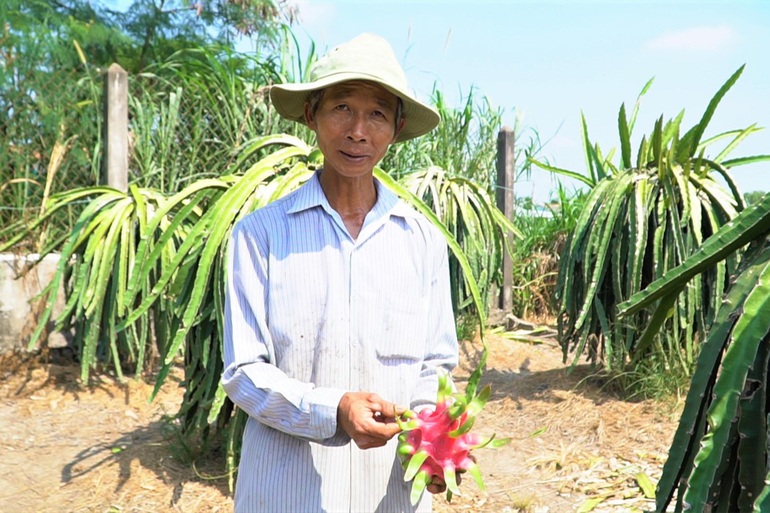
0 332 679 513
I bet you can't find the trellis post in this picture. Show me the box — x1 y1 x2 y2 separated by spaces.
103 63 128 192
496 126 515 312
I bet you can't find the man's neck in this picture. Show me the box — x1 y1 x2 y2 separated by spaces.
318 170 377 240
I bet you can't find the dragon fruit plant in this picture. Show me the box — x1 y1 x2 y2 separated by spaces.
396 351 509 505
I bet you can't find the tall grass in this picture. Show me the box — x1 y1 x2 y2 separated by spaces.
511 185 586 322
129 44 306 193
382 86 503 186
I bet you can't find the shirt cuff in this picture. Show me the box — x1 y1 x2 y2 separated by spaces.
302 387 347 440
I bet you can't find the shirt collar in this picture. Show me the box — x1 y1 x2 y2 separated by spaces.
287 170 420 222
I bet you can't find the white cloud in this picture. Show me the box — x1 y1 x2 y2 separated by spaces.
645 25 736 52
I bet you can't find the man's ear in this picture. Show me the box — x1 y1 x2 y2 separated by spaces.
304 102 317 130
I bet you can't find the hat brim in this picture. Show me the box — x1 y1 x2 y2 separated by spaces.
269 73 440 143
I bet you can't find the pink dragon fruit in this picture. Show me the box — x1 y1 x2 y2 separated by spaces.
396 351 509 505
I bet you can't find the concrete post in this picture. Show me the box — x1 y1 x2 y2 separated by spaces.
496 126 515 312
103 63 129 191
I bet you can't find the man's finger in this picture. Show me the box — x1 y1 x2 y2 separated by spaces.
426 482 446 494
377 401 407 419
365 421 401 440
355 435 389 450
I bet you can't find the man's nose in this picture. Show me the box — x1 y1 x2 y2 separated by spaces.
346 114 368 141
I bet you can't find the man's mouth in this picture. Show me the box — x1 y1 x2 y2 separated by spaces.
340 151 368 160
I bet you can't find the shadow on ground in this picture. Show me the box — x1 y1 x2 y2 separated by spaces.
0 347 232 511
60 418 232 504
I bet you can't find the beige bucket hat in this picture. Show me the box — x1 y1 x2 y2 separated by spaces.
269 33 440 143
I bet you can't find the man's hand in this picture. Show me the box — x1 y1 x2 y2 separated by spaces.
337 392 406 449
426 473 459 495
427 478 447 495
426 457 472 495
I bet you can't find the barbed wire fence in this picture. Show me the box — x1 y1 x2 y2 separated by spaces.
0 63 103 250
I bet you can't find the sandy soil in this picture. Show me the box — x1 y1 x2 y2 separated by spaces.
0 333 680 513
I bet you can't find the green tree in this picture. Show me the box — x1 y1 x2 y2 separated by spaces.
1 0 296 71
744 190 766 205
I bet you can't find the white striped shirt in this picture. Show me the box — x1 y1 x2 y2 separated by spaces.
222 171 459 512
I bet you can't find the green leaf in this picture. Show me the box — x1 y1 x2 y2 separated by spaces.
404 450 430 482
0 187 115 253
486 437 511 448
465 384 491 417
632 287 684 364
619 192 770 317
628 76 655 134
619 103 632 169
443 466 461 497
527 156 597 188
651 115 664 168
577 496 606 512
121 179 224 312
654 247 770 512
753 474 770 513
572 174 631 333
700 159 746 212
580 111 598 183
720 154 770 167
636 472 656 498
206 383 229 425
149 148 311 399
677 65 745 162
712 124 761 163
465 460 486 491
684 258 770 511
410 470 430 506
737 337 769 511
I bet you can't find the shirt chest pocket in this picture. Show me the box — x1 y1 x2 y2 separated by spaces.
372 295 429 361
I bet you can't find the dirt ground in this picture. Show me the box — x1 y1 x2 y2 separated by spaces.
0 331 681 513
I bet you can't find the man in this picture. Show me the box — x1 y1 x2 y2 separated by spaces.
222 33 459 512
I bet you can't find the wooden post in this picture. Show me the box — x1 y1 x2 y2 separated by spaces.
496 126 515 312
103 63 128 192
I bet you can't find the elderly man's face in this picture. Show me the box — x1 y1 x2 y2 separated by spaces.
305 81 404 180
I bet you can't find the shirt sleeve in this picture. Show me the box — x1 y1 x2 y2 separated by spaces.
409 230 460 411
221 221 347 441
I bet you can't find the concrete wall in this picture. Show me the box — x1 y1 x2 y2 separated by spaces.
0 253 67 353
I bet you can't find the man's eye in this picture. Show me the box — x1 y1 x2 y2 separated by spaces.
373 110 386 118
335 104 349 111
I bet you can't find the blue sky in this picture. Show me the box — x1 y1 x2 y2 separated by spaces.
257 0 770 203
